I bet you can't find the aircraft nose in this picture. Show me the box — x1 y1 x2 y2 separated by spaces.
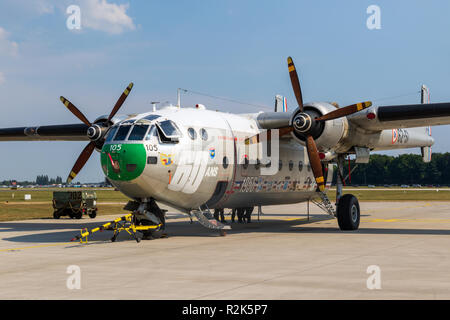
101 143 147 181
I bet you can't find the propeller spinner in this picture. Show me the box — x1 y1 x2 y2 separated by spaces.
60 82 134 183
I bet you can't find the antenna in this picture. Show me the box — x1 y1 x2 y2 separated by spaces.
177 88 187 108
151 101 160 112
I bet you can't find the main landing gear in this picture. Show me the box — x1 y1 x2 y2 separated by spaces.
334 155 360 231
313 155 360 231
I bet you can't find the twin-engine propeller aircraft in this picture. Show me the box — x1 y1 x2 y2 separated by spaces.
1 56 450 238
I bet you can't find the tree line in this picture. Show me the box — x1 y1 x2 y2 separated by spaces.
337 153 450 186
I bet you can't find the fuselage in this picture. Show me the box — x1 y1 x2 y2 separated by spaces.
100 103 434 212
100 106 331 212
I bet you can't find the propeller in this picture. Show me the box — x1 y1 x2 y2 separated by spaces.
247 57 372 192
61 82 134 183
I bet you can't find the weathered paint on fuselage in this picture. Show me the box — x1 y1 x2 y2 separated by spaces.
101 106 331 212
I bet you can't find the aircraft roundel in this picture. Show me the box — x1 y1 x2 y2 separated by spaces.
392 129 398 144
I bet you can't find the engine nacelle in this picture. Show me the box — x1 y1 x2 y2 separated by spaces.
289 102 347 152
90 114 128 150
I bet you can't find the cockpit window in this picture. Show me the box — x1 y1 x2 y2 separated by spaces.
120 120 135 125
145 125 157 140
143 114 161 121
128 124 149 141
105 126 118 142
113 125 132 141
158 120 181 137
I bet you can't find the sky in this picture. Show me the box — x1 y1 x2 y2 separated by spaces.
0 0 449 183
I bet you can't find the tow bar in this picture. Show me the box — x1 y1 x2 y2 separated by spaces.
70 213 162 244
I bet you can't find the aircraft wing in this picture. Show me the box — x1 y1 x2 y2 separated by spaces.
348 102 450 131
0 123 89 141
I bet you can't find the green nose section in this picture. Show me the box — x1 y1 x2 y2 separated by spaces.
101 144 146 181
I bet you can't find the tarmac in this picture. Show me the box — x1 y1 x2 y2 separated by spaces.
1 201 450 299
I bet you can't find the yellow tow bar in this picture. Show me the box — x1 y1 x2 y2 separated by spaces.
71 213 162 243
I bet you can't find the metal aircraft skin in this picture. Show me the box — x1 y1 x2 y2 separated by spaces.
0 57 449 234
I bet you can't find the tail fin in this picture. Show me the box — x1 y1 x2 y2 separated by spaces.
274 95 287 112
421 85 432 163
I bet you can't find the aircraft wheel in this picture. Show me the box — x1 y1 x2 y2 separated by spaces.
337 194 360 231
89 210 97 219
53 211 60 219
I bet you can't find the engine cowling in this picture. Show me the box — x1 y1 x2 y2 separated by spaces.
90 114 128 150
290 102 346 151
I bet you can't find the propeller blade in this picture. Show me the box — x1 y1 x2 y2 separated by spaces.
316 101 372 122
107 82 134 122
60 96 92 127
66 141 96 184
245 127 294 145
287 57 304 111
306 135 325 192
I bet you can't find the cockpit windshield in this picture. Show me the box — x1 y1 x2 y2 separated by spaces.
145 125 157 140
105 126 118 142
113 125 132 141
128 124 149 141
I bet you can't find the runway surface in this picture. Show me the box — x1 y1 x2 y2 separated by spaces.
1 201 450 299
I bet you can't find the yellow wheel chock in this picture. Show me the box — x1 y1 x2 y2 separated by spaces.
70 213 162 244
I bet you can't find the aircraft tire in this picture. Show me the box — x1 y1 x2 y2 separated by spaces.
337 194 360 231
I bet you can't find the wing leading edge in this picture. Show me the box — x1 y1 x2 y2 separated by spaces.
348 102 450 131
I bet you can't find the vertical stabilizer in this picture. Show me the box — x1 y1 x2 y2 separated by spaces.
274 95 287 112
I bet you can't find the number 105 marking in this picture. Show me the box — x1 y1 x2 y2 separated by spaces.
146 144 158 152
109 144 122 152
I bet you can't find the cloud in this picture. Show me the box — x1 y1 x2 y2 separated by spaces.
35 0 54 14
0 27 18 56
0 72 4 85
79 0 135 34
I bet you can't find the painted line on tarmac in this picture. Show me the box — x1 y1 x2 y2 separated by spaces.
363 218 450 223
0 242 71 253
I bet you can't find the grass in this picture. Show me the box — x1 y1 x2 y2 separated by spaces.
0 188 129 221
1 187 450 221
0 203 127 222
325 188 450 201
0 188 129 203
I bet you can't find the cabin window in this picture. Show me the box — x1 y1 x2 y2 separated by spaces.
278 160 283 171
298 161 303 172
128 124 149 141
200 128 208 141
289 160 294 171
223 156 229 169
187 128 197 140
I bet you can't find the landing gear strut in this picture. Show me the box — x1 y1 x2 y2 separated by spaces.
335 155 360 231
